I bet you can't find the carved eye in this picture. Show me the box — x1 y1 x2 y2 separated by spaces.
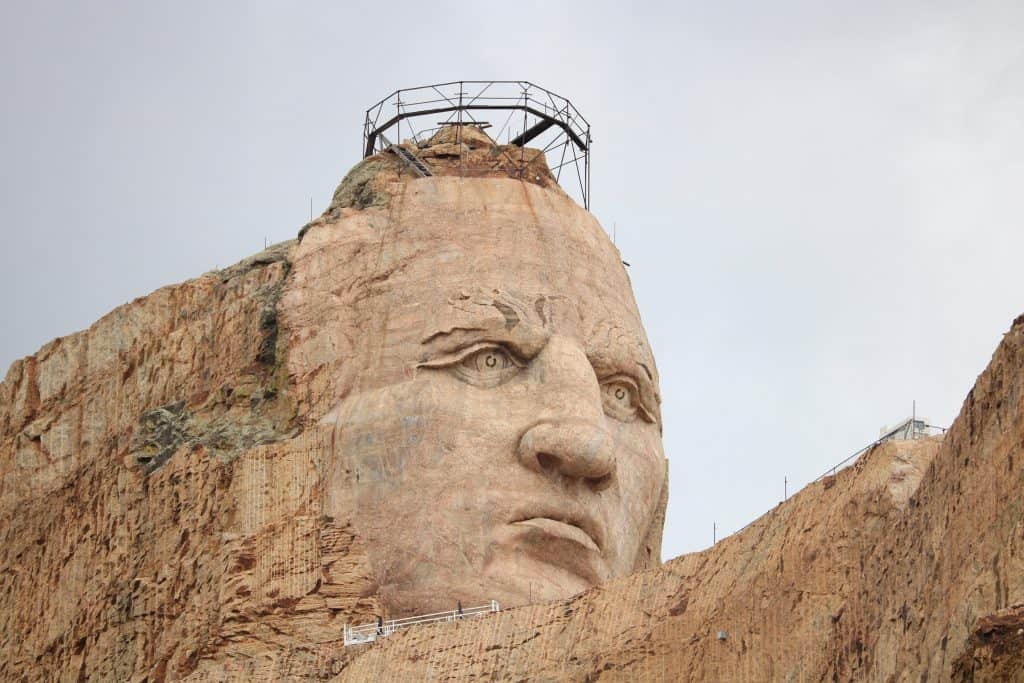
427 344 523 388
601 377 640 422
462 347 516 374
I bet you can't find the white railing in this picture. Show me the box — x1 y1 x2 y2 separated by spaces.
343 601 500 646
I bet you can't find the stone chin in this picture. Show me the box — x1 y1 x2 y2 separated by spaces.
286 168 667 617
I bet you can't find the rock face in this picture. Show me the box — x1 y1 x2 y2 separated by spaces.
0 127 667 680
287 168 667 619
1 125 1022 681
0 243 305 680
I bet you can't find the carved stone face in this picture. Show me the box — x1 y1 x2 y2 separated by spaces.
290 177 666 616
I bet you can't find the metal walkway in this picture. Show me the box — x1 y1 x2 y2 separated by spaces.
361 81 592 208
390 144 432 177
344 601 500 646
379 133 432 177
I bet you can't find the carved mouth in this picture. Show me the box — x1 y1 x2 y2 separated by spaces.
510 513 603 553
512 518 599 551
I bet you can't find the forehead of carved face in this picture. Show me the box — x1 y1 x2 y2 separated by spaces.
292 178 666 616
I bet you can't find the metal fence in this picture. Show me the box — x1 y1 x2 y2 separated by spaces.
361 81 592 208
343 600 500 646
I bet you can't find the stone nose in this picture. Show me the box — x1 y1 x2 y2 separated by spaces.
516 336 616 488
518 418 616 486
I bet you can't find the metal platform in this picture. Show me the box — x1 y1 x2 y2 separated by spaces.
362 81 592 208
343 601 500 646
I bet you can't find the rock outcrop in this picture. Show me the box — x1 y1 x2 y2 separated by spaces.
1 125 1022 681
0 241 305 679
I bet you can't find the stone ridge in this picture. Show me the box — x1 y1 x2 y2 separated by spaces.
0 242 307 680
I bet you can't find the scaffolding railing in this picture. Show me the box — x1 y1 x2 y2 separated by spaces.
716 410 948 546
343 600 500 646
362 81 592 208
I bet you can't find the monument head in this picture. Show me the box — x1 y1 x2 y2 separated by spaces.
284 108 666 617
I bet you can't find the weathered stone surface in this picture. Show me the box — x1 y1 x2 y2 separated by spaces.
2 125 1022 681
285 169 667 620
953 602 1024 680
0 238 304 680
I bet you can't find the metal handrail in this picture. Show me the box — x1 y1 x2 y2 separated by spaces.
364 81 589 126
343 600 500 646
360 80 593 208
718 421 949 545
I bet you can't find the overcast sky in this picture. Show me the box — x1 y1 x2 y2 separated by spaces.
2 1 1022 560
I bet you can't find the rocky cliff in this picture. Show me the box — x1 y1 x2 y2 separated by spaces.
1 130 1022 680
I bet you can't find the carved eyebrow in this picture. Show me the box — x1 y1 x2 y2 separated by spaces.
421 326 488 346
638 361 655 383
585 329 661 422
420 320 550 359
589 353 656 393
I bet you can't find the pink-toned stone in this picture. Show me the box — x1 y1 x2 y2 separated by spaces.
285 173 667 617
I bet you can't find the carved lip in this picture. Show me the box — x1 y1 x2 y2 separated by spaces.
512 518 600 552
509 508 604 553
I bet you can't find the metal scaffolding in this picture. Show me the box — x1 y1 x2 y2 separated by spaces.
343 601 501 646
362 81 592 209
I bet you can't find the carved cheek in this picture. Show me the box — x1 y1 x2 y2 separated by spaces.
605 425 665 555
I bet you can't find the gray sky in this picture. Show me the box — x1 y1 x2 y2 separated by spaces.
2 1 1022 560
